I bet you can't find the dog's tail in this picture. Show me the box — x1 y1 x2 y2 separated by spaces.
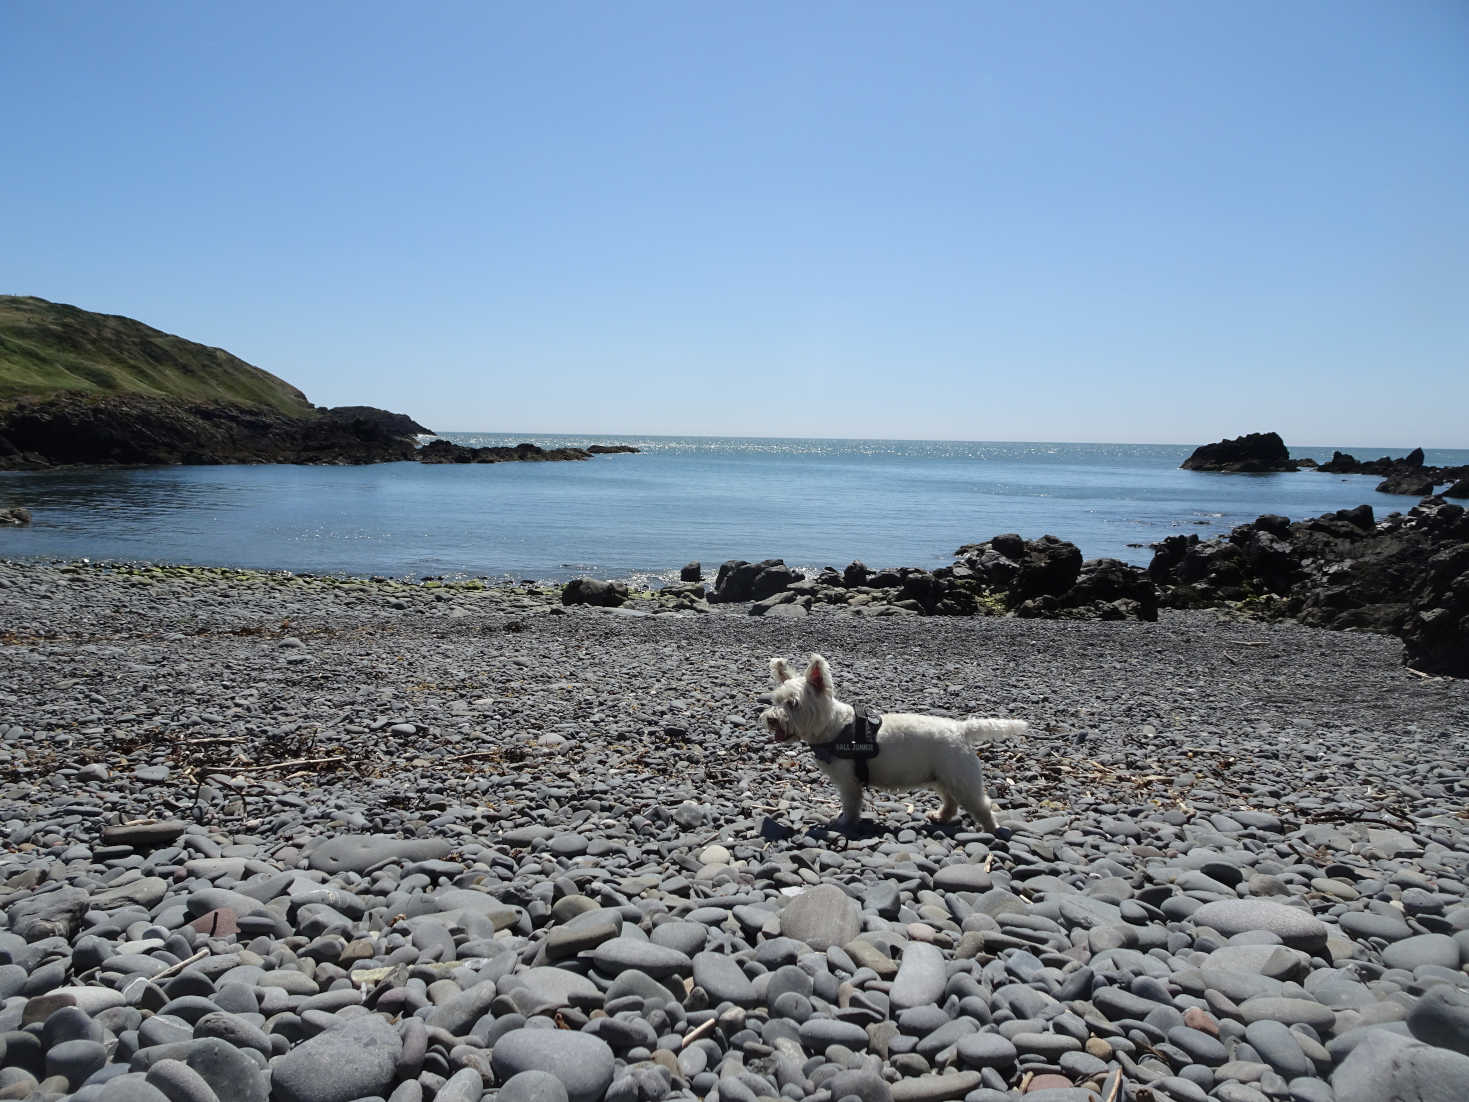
961 717 1028 745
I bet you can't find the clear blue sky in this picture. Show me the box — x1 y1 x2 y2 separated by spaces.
4 2 1466 446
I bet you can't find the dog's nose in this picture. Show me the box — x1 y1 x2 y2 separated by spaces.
756 694 773 706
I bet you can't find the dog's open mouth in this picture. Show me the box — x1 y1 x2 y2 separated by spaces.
763 714 794 742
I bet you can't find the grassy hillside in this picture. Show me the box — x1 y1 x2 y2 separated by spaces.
0 295 316 417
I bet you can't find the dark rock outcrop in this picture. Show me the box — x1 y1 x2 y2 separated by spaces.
953 533 1084 604
711 560 804 603
321 406 432 437
1444 479 1469 500
1376 472 1437 496
1149 497 1469 674
417 440 600 464
0 394 421 468
586 444 640 455
1180 432 1298 473
1401 539 1469 678
0 505 31 526
680 562 702 582
1316 447 1466 493
560 578 629 607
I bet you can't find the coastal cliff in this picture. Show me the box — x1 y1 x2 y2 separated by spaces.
0 296 638 469
0 295 431 468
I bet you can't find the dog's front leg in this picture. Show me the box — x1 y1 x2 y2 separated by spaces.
829 777 865 832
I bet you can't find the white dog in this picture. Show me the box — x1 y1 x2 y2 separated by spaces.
760 654 1026 832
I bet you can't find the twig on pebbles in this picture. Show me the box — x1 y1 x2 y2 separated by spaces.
1404 667 1430 679
151 948 209 982
1103 1069 1123 1102
680 1017 716 1049
202 754 348 774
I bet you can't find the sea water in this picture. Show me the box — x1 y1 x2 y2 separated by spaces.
2 437 1465 583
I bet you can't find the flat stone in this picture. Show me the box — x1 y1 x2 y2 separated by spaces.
956 1032 1017 1069
502 967 600 1014
1238 997 1336 1030
1203 944 1310 981
889 941 946 1011
798 1017 869 1052
303 834 452 874
99 822 189 852
1192 900 1329 953
889 1070 982 1102
1340 909 1413 941
692 951 757 1007
780 884 860 950
1381 933 1461 972
1244 1019 1314 1079
932 864 992 893
587 937 692 978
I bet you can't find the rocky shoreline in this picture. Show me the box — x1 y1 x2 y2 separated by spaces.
1 559 1467 1102
1179 434 1469 496
560 498 1469 680
0 395 639 471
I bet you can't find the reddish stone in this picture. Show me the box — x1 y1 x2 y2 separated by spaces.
1183 1006 1220 1036
189 907 239 938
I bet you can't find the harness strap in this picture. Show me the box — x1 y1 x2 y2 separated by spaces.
811 706 882 786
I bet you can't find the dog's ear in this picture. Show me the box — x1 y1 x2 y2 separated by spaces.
805 654 832 696
770 658 796 684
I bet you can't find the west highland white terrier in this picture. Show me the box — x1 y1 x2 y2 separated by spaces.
760 654 1027 832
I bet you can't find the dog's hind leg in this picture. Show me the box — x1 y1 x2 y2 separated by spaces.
948 757 999 832
928 792 959 823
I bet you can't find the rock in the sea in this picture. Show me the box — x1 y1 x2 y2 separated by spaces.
0 506 31 526
1377 472 1437 496
1181 432 1298 473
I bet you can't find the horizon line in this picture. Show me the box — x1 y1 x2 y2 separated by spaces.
420 429 1465 453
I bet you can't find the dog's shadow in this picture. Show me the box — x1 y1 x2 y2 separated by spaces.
760 814 985 847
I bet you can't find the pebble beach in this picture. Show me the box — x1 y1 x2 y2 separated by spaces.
2 559 1468 1102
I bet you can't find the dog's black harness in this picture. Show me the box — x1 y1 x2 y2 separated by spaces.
810 705 882 786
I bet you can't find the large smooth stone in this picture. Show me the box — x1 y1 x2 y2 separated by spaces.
1192 900 1328 953
1408 986 1469 1057
692 951 757 1008
303 835 452 874
271 1016 402 1102
1381 933 1461 972
586 938 691 979
889 942 946 1011
1333 1029 1469 1102
490 1029 614 1102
